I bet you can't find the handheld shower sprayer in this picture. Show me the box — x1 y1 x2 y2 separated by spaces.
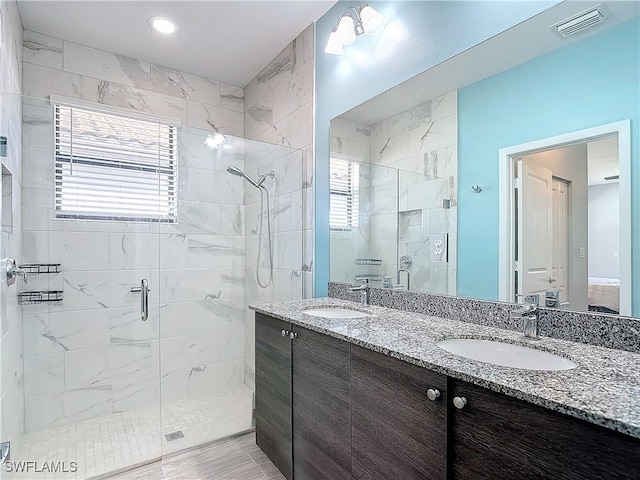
226 166 274 189
226 166 275 288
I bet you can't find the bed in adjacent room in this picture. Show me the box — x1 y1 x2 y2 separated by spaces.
587 277 620 314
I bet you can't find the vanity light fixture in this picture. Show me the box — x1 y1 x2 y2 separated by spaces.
324 3 385 55
204 132 226 150
148 16 179 35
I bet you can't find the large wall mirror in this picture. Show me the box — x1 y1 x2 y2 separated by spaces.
329 1 639 316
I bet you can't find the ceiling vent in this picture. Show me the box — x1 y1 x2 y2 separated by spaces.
551 6 607 38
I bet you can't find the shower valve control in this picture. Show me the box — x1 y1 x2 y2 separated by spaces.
5 257 26 286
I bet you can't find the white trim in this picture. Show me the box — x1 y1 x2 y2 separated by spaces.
49 95 182 127
498 120 631 316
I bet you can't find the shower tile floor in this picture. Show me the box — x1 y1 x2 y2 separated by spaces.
15 386 253 480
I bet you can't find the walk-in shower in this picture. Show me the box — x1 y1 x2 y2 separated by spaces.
226 166 275 288
3 84 305 478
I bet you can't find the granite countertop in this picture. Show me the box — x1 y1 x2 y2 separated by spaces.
250 297 640 439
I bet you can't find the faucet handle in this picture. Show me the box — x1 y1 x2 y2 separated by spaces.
515 293 539 306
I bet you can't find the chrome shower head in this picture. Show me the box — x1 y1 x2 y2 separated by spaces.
226 166 244 177
226 166 260 188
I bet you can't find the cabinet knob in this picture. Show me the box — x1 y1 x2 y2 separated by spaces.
281 330 289 337
289 331 298 339
426 388 441 401
453 396 468 409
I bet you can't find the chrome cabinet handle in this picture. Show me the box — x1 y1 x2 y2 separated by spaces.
130 279 150 321
426 388 441 401
289 331 298 339
281 330 289 337
453 396 468 409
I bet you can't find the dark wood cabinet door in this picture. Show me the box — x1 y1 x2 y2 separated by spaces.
451 379 640 480
351 345 447 480
292 327 351 480
255 313 293 480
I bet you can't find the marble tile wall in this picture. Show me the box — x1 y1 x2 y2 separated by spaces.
371 92 458 293
243 24 314 388
22 32 245 136
0 0 24 465
329 92 458 294
329 118 375 285
20 32 247 433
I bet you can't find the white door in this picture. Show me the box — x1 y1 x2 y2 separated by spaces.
552 180 569 305
517 160 553 298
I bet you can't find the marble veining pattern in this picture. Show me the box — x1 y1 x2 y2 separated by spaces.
250 296 640 439
23 30 62 69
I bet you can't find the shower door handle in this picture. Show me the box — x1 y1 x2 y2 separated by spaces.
140 279 149 321
130 279 150 321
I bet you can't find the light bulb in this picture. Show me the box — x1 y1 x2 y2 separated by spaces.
204 132 226 150
324 29 345 55
336 15 357 45
148 16 179 35
359 5 385 35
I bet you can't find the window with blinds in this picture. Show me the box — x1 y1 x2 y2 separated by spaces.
329 158 359 230
54 104 177 222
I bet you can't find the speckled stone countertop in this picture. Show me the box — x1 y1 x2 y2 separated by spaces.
250 297 640 439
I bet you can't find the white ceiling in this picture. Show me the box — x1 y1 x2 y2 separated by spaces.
17 0 336 87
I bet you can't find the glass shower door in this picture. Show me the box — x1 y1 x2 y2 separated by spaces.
19 94 163 478
158 128 254 455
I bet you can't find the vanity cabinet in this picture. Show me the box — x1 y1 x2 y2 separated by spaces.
292 326 351 479
256 313 640 480
254 313 351 480
450 379 640 479
351 345 447 479
255 313 293 479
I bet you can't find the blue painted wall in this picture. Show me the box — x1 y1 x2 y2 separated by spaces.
314 0 557 296
457 19 640 313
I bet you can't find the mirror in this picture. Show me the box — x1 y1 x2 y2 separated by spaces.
329 1 639 316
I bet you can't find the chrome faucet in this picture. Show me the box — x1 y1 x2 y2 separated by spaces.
350 280 369 306
511 294 540 339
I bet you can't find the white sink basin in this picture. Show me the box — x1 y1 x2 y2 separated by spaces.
303 308 369 319
436 338 577 371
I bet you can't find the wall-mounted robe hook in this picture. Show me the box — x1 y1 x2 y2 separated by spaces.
472 185 482 193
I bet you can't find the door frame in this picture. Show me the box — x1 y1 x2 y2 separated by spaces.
498 120 631 316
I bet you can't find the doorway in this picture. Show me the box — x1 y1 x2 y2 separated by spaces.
516 149 580 310
498 120 631 316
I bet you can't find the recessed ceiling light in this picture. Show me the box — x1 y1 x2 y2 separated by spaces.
148 16 179 35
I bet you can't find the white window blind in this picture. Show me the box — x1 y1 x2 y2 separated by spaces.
54 104 177 222
330 158 359 230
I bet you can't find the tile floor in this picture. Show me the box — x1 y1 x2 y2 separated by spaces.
102 432 284 480
15 387 254 480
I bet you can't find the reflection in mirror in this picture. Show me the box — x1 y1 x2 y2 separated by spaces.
330 91 458 293
329 1 638 316
500 121 630 315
